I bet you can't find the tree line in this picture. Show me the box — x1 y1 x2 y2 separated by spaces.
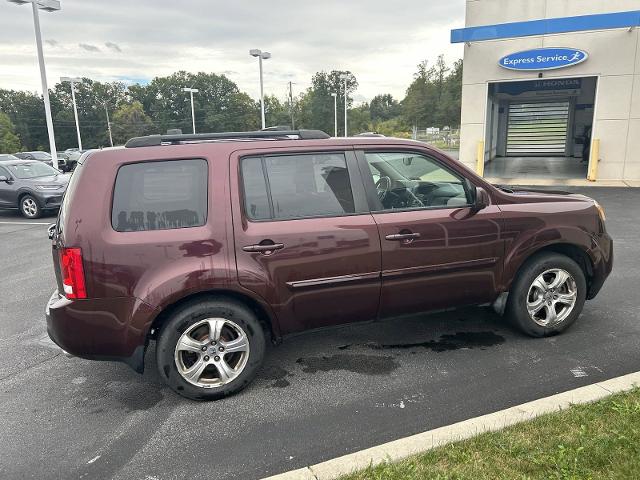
0 54 461 153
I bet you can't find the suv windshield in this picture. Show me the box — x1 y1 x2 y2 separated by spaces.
7 162 59 179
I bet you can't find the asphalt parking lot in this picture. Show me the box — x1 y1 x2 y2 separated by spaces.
0 187 639 480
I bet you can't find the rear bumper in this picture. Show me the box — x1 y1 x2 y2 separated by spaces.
587 232 613 299
45 289 158 373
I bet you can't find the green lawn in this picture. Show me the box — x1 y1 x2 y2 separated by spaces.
341 389 640 480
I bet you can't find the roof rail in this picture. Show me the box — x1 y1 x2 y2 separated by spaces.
125 129 330 148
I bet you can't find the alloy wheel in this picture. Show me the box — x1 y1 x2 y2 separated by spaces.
174 318 250 388
526 268 577 327
21 198 38 217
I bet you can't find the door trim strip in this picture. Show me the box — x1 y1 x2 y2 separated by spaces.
382 257 499 279
286 271 381 290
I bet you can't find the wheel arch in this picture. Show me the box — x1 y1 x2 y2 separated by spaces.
147 288 281 345
504 242 594 292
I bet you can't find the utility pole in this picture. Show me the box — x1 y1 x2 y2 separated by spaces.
288 81 295 129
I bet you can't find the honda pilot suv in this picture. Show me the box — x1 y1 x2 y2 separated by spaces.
46 130 613 400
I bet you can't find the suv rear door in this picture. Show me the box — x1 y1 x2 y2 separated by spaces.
230 147 381 335
356 147 504 317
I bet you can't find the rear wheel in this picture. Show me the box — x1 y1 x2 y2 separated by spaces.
506 253 586 337
19 195 41 219
156 297 266 400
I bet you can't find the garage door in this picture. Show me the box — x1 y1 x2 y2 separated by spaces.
506 101 569 155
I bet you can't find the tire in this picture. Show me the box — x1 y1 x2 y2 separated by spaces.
505 252 587 337
156 296 266 401
19 195 42 219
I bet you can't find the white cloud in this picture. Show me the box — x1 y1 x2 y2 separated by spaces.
0 0 464 102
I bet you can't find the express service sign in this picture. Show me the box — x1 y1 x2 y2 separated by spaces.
498 48 588 71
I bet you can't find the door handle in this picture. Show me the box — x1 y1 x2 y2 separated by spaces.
242 242 285 254
385 233 420 241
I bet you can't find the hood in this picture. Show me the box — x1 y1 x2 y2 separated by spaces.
493 184 593 203
30 173 70 187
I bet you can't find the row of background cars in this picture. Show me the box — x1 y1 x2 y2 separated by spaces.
0 148 86 218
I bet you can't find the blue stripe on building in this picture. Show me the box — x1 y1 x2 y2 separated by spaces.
451 10 640 43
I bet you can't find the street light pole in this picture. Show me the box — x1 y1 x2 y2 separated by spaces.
250 49 271 129
61 76 82 150
104 103 113 147
182 87 199 134
8 0 62 168
331 93 337 137
339 73 349 137
288 81 295 130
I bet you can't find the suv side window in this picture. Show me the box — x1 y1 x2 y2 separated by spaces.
362 152 471 211
241 153 355 220
112 159 208 232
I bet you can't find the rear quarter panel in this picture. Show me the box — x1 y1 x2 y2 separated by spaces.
57 145 243 351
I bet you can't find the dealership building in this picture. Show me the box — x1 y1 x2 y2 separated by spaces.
452 2 640 182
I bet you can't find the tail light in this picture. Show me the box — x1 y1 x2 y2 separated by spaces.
59 247 87 299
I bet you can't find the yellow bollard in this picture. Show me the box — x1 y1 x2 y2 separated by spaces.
587 138 600 182
476 140 485 176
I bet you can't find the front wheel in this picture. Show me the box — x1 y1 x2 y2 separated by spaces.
20 195 42 219
156 297 266 401
506 253 587 337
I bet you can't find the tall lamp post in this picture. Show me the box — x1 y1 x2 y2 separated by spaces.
330 93 338 137
339 73 349 137
61 76 82 150
8 0 61 169
182 87 199 134
249 49 271 129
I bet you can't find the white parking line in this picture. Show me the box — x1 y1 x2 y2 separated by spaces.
0 221 51 225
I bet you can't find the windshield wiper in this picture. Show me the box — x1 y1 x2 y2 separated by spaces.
494 184 515 193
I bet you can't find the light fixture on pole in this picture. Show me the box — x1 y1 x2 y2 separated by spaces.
8 0 61 168
339 73 349 137
61 76 82 150
330 93 338 137
182 87 199 134
249 49 271 129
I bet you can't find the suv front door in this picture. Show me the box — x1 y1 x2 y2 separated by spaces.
357 148 504 318
231 148 381 335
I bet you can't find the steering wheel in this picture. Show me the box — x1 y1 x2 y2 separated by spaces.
375 176 391 201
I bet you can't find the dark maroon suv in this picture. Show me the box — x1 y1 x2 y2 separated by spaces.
46 130 613 400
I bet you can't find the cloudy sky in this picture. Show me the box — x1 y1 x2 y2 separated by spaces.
0 0 464 103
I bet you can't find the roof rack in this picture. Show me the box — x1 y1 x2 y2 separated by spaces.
125 129 330 148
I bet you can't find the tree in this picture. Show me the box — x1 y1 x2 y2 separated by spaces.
370 94 400 123
295 70 358 135
0 111 22 153
401 56 462 130
111 101 154 145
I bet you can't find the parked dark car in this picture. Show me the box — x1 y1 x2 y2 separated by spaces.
13 151 55 168
60 149 88 172
0 159 69 218
45 130 613 400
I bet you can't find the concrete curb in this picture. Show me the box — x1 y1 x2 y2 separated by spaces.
261 371 640 480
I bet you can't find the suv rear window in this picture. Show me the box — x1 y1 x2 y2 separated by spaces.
112 159 208 232
241 153 355 220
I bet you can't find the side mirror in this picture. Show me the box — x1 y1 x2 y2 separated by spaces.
0 175 8 183
402 157 413 166
472 186 490 211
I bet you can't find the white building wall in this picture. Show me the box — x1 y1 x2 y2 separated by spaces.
459 0 640 180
